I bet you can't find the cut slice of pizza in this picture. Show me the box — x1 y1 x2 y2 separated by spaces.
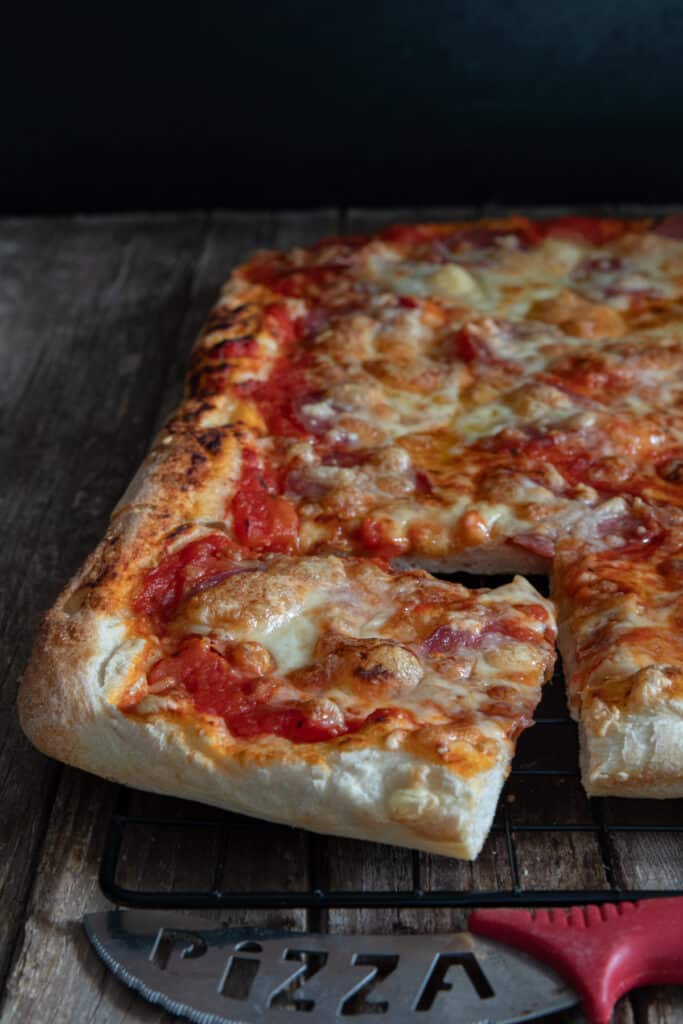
20 520 555 858
552 497 683 797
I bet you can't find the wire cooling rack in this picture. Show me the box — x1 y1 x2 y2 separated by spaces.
99 576 683 911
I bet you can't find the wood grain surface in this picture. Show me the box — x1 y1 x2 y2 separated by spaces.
1 210 682 1024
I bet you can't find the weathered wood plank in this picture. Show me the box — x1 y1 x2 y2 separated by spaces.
0 213 207 1001
2 771 172 1023
1 212 210 1020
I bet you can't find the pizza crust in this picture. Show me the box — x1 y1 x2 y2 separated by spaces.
20 600 506 860
579 717 683 799
557 620 683 798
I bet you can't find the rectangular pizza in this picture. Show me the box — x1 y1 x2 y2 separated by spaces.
19 214 683 860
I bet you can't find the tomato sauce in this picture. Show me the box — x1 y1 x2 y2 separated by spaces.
232 302 321 438
537 216 629 245
246 261 349 300
230 450 299 553
133 534 242 631
147 636 361 743
540 357 629 401
236 356 313 437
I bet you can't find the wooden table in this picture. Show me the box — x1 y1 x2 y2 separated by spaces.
2 209 682 1024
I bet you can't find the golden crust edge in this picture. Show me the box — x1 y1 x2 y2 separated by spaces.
556 621 683 799
19 600 509 860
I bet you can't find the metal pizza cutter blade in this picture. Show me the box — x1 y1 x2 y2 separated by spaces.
84 909 577 1024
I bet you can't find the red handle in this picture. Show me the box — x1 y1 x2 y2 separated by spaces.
469 897 683 1024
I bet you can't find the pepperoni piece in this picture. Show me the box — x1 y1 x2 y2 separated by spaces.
593 510 665 557
227 706 350 742
382 219 539 249
422 626 483 654
421 617 539 655
380 224 444 245
148 636 251 714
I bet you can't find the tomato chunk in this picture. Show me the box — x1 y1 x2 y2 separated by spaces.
236 352 314 438
227 706 348 742
538 216 626 245
231 453 299 553
134 534 241 631
146 636 356 743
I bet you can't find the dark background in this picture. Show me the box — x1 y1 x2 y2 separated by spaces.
3 0 682 213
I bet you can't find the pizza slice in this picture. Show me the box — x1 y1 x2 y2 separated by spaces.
552 497 683 797
20 521 555 858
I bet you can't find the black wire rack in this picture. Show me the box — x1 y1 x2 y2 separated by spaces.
99 578 683 913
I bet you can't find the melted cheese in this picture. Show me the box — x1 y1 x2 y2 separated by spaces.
137 552 556 765
139 216 683 760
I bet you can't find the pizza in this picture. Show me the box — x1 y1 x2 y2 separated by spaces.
19 213 683 861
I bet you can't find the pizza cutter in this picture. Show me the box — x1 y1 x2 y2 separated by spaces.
85 897 683 1024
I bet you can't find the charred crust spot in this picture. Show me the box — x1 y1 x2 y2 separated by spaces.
202 362 233 374
198 428 224 455
62 587 90 615
206 335 254 354
176 401 216 425
78 532 123 591
204 307 246 332
186 370 203 396
166 523 194 542
188 378 222 400
202 303 261 338
229 425 250 442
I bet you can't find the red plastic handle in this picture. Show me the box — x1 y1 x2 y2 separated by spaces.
469 897 683 1024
